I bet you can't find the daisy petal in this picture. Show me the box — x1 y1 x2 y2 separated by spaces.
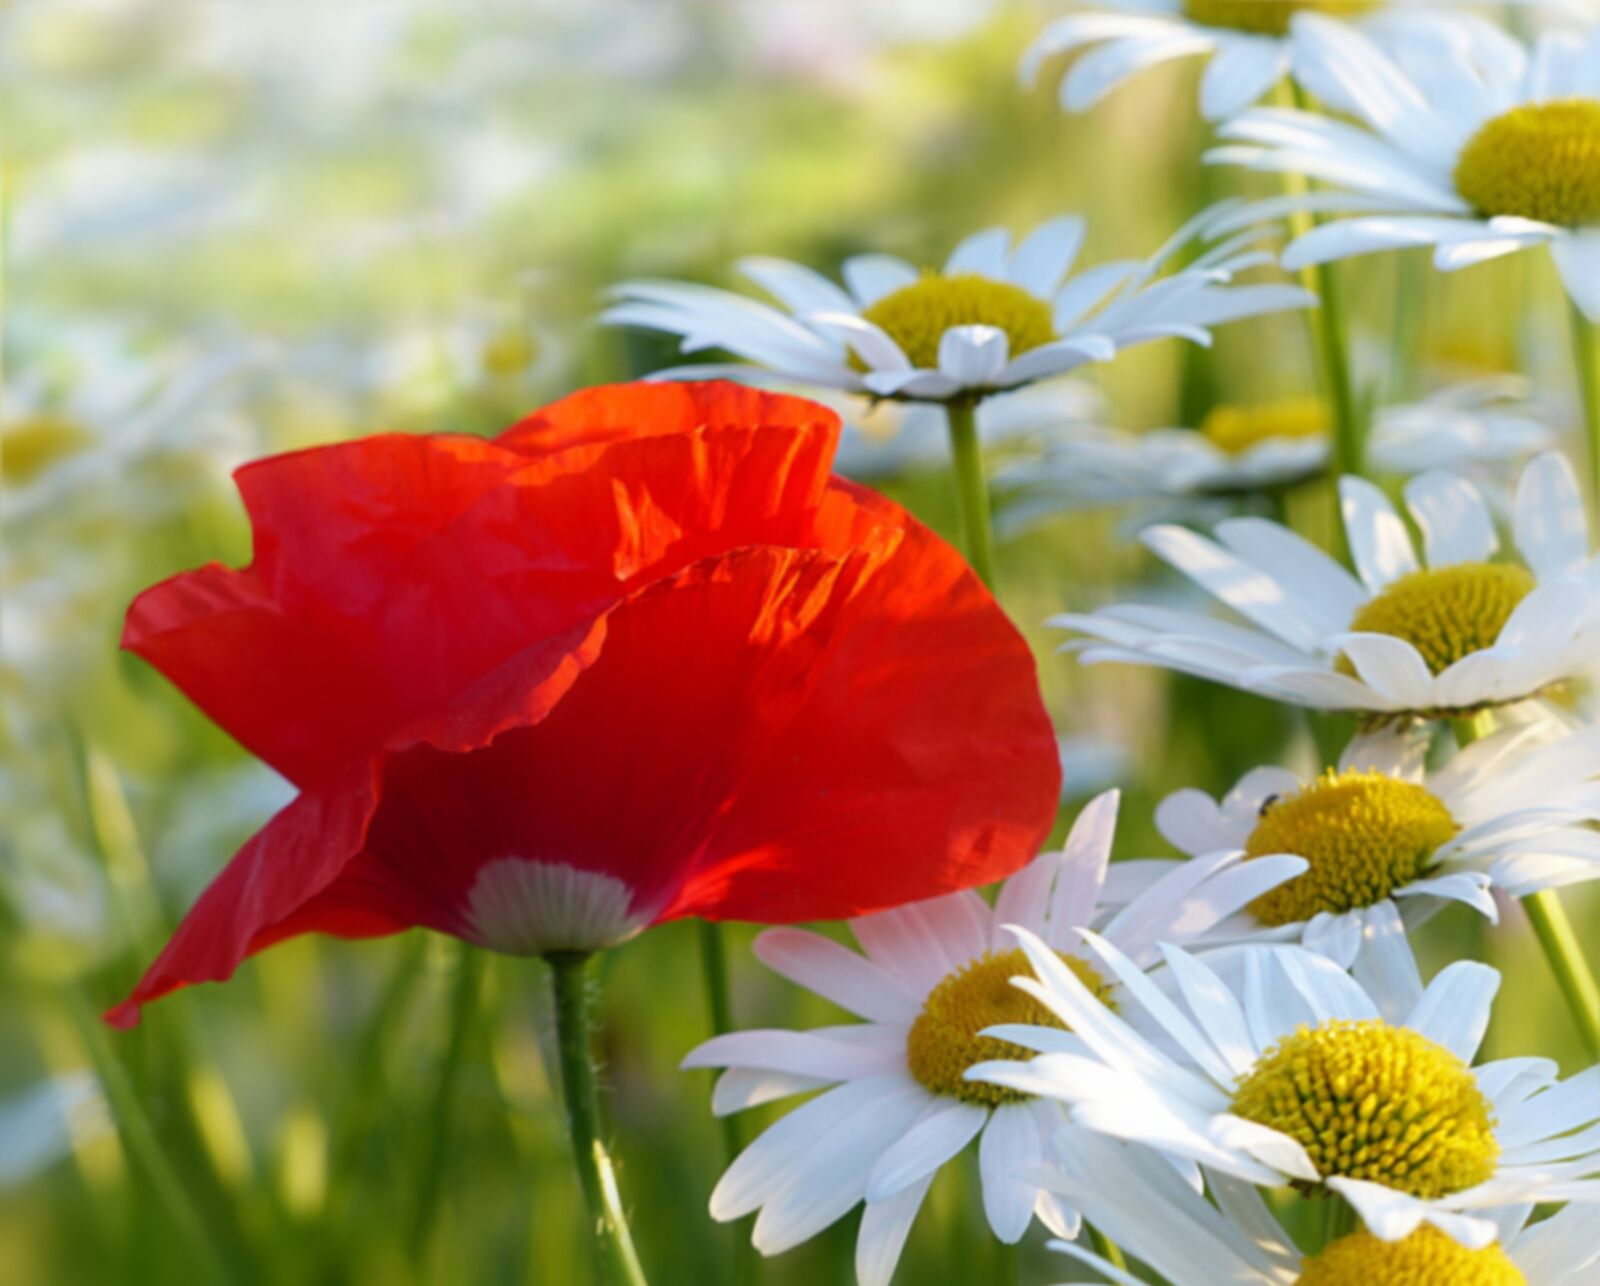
1404 471 1497 566
1405 960 1499 1063
1341 476 1418 590
865 1100 988 1201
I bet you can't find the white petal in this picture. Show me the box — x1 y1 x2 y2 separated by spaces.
1406 960 1499 1063
937 325 1010 387
979 1102 1048 1243
683 1027 905 1079
864 1101 988 1201
1341 475 1418 590
1200 37 1288 121
1404 471 1497 566
944 227 1011 279
1045 790 1120 941
711 1075 913 1220
753 928 922 1024
1514 452 1588 580
1552 234 1600 323
712 1068 832 1117
842 254 919 308
856 1172 935 1286
1349 901 1423 1023
1008 215 1086 298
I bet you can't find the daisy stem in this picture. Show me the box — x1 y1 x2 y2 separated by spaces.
1568 302 1600 504
1321 1195 1355 1248
1521 891 1600 1062
1087 1222 1128 1272
1282 83 1366 540
696 922 757 1285
945 398 997 587
547 951 649 1286
1453 713 1600 1058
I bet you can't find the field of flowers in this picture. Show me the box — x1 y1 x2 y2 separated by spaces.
9 2 1600 1284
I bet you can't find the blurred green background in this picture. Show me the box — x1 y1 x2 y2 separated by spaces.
3 2 1593 1283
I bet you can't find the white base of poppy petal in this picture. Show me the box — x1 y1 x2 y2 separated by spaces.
463 860 651 955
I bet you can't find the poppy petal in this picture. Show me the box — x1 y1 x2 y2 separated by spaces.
497 380 839 456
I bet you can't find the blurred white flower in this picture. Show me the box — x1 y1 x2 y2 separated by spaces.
999 378 1556 521
0 1074 109 1191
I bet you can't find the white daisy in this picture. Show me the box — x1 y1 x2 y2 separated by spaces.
1057 453 1600 720
1154 721 1600 975
971 937 1600 1247
678 791 1305 1285
1210 15 1600 319
602 208 1314 405
1018 2 1546 123
1041 1127 1600 1285
1001 378 1555 517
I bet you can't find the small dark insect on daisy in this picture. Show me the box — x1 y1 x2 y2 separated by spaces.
1259 794 1280 818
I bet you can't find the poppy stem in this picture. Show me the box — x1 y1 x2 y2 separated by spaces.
547 951 649 1286
1568 303 1600 504
1521 892 1600 1062
944 398 997 587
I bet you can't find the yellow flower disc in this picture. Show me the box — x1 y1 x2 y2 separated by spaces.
1232 1020 1499 1199
1200 397 1328 455
905 947 1112 1107
1455 100 1600 227
1181 0 1377 37
1244 769 1458 926
858 274 1056 372
3 414 94 487
1338 562 1535 677
1297 1226 1525 1285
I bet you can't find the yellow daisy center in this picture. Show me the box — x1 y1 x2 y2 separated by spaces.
1244 770 1458 926
1180 0 1377 37
1338 562 1535 678
1232 1019 1498 1199
1455 100 1600 227
858 274 1056 373
1297 1226 1525 1285
905 947 1113 1107
481 326 541 379
3 414 93 487
1200 397 1329 455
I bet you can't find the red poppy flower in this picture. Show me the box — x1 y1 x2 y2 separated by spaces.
107 381 1060 1028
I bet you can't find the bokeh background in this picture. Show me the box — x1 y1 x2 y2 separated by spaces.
3 2 1594 1283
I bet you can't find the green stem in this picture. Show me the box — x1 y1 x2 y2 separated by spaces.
1387 251 1427 404
1321 1194 1356 1249
1087 1221 1128 1272
697 922 756 1285
409 945 486 1257
547 952 648 1286
1307 257 1364 484
697 923 745 1163
1451 713 1494 749
944 398 997 588
1452 713 1600 1060
1569 302 1600 504
1282 82 1365 556
1522 891 1600 1062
